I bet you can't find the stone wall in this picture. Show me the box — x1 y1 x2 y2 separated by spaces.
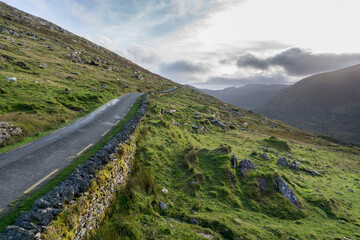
0 94 147 240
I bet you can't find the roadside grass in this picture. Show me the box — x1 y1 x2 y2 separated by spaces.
0 96 142 232
92 88 360 239
0 94 136 154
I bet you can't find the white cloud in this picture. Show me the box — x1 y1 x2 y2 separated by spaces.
4 0 360 89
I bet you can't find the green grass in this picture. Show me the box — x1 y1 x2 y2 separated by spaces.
0 96 142 232
92 88 360 240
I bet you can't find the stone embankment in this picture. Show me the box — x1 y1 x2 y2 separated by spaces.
0 94 147 240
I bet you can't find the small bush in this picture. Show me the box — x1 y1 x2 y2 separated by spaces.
182 143 198 171
263 136 291 152
250 150 258 156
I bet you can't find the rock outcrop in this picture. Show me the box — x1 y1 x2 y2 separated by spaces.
260 152 270 162
0 122 23 144
231 154 237 169
277 157 288 167
238 159 256 178
273 176 300 207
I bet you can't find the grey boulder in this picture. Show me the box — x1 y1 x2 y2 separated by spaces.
273 176 300 207
277 158 288 167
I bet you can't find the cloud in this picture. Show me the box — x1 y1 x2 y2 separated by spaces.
237 48 360 76
237 54 269 69
160 60 209 74
125 45 161 65
157 60 210 84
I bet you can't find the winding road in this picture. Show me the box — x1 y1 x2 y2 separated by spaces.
0 92 143 212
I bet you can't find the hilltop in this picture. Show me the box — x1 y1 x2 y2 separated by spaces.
257 64 360 145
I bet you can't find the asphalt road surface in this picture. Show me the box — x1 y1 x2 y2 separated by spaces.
0 92 143 212
159 87 177 93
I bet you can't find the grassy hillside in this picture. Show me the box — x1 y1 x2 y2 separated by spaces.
90 87 360 240
0 2 177 147
200 84 289 110
257 65 360 145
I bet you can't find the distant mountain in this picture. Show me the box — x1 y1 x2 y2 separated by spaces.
199 84 289 110
257 64 360 145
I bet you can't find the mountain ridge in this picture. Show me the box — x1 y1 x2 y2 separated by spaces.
199 84 289 110
257 64 360 145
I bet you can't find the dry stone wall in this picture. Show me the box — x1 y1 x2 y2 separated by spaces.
0 94 147 240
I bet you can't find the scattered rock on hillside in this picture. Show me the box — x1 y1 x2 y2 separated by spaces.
15 61 29 69
231 154 237 168
71 72 78 75
277 157 288 167
261 152 271 162
159 201 167 211
190 217 198 225
211 119 225 128
301 168 322 177
38 62 46 69
205 116 215 121
171 118 180 126
289 161 300 171
0 122 23 144
89 60 99 66
273 176 300 207
1 54 13 61
162 188 168 195
26 32 35 37
238 159 256 178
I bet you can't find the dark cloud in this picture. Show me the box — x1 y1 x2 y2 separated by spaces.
160 60 209 74
237 54 269 69
237 48 360 76
216 41 289 65
195 72 289 88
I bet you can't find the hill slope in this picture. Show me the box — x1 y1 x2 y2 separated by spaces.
201 84 289 110
83 87 359 240
0 1 177 147
257 64 360 145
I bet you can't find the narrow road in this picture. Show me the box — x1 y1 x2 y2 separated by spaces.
159 87 178 93
0 92 143 212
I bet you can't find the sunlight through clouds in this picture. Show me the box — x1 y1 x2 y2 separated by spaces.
4 0 360 89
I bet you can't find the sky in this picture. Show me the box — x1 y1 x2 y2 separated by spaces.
3 0 360 89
